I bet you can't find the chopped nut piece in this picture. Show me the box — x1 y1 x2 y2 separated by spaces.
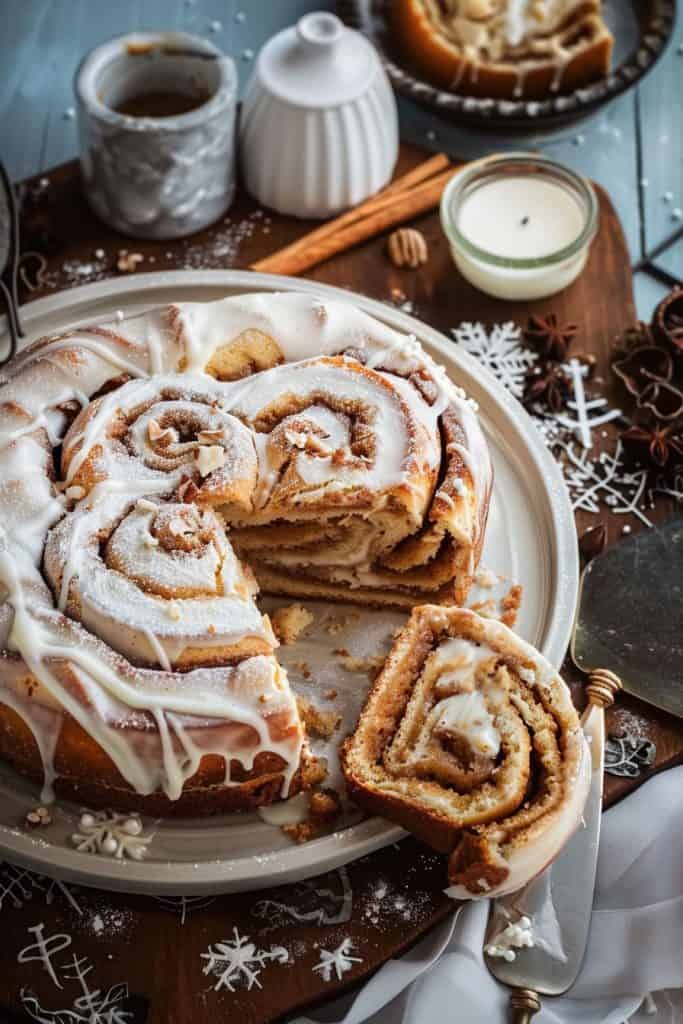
196 444 225 477
116 249 144 273
387 227 428 269
271 604 314 645
136 498 158 513
25 805 52 828
297 696 341 739
148 419 175 447
65 485 85 501
167 602 182 621
197 429 224 444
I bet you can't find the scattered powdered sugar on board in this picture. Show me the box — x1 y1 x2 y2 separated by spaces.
78 903 135 941
610 705 654 739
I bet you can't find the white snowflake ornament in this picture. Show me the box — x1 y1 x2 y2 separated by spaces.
71 810 153 860
451 321 537 397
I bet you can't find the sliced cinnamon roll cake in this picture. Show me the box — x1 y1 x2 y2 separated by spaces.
342 607 590 897
0 292 491 813
392 0 613 100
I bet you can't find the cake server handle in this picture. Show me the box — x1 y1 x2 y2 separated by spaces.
507 669 621 1023
509 987 541 1022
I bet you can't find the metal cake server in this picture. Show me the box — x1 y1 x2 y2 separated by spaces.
485 672 620 1022
487 518 682 1019
572 517 683 718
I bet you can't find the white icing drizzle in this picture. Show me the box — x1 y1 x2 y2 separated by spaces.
0 292 491 805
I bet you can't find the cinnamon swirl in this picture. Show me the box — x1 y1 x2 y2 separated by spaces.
0 292 491 813
341 606 590 897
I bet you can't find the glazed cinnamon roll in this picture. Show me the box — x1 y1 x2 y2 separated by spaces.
392 0 613 100
341 606 589 897
0 292 491 813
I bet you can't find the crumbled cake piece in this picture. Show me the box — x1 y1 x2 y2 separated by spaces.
271 603 314 645
501 585 523 628
291 659 312 680
301 754 328 788
282 787 342 843
297 696 341 739
470 599 497 618
337 653 387 677
309 788 341 822
323 689 337 701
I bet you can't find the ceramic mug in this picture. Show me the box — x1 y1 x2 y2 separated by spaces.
75 32 237 239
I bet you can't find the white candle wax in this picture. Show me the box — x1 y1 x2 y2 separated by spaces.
441 157 598 302
457 177 585 261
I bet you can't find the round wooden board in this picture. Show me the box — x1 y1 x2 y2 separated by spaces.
2 146 682 1024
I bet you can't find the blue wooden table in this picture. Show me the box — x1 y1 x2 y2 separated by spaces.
1 0 681 316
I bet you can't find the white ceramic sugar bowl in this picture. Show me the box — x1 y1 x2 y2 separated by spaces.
240 12 398 218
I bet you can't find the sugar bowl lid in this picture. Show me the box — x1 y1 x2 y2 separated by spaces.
256 11 380 109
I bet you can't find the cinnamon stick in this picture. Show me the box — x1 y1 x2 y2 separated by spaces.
251 156 457 277
248 154 456 276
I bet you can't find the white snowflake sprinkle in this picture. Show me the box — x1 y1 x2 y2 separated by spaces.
0 863 81 916
555 440 652 525
20 952 132 1023
451 322 537 397
201 928 289 992
553 359 621 449
154 893 216 925
312 938 362 982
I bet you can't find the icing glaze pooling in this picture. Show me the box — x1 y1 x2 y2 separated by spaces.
435 692 500 758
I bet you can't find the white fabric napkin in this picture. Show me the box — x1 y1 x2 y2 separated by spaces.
293 766 683 1024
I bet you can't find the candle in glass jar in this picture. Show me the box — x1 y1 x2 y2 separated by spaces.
457 177 586 261
441 154 598 302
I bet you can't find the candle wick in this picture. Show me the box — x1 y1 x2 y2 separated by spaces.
520 216 530 227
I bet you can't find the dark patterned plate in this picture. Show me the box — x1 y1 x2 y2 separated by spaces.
339 0 676 131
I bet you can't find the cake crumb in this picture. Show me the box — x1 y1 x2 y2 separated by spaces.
301 755 328 788
291 659 312 680
309 788 341 822
501 585 523 628
297 696 340 739
282 787 342 843
271 604 314 645
337 653 386 678
323 689 337 701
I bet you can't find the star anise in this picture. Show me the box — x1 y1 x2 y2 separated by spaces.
523 363 570 413
620 423 683 469
524 313 578 361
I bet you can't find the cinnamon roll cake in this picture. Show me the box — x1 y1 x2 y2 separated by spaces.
342 607 590 897
0 292 491 813
392 0 613 100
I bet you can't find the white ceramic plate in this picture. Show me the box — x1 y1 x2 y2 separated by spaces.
0 271 578 894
